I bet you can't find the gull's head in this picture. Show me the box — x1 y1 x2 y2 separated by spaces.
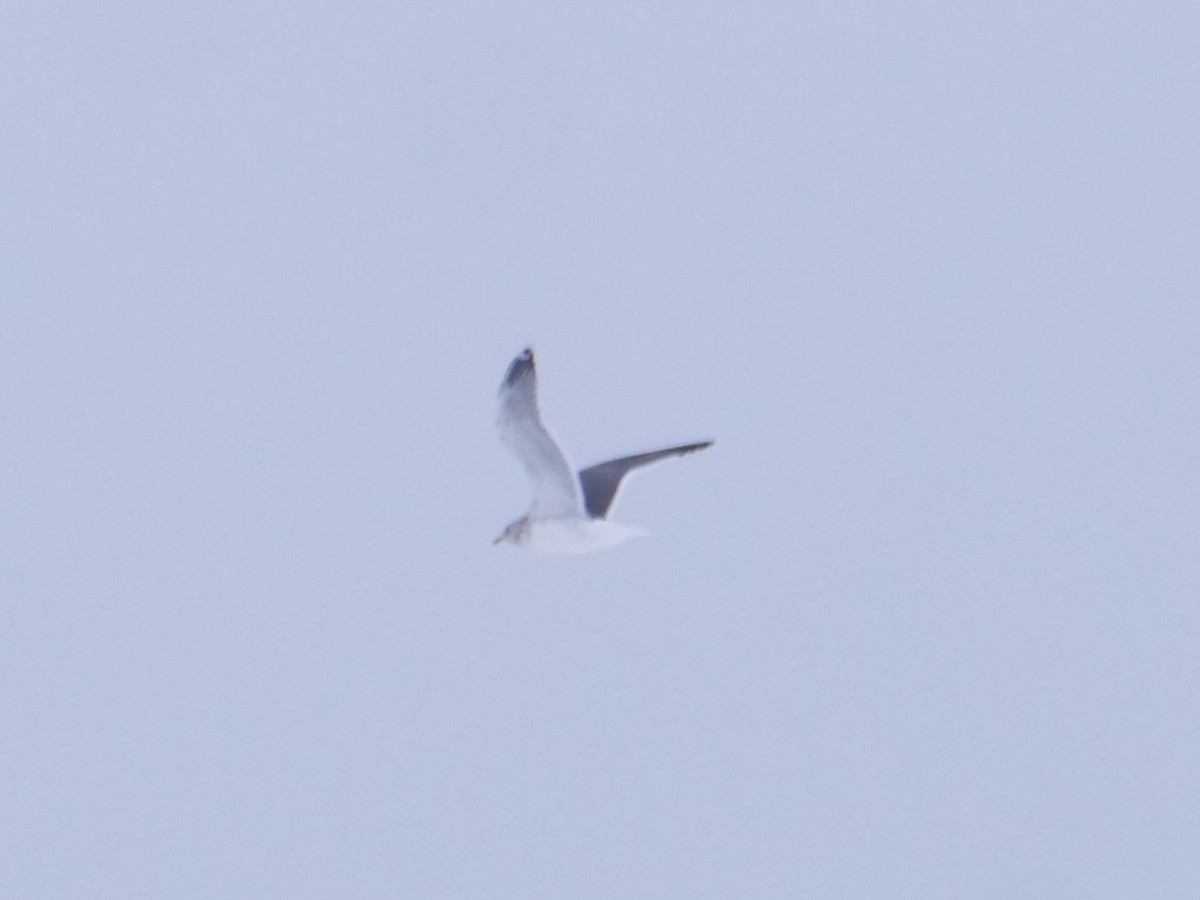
493 516 532 547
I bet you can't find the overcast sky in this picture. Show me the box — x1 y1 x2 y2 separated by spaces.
4 3 1198 897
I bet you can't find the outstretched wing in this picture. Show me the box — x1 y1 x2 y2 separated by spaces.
496 348 583 519
577 440 713 519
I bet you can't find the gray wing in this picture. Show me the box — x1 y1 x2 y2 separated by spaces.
496 348 583 519
577 440 713 519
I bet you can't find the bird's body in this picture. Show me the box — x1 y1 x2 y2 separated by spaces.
498 516 648 554
493 347 711 554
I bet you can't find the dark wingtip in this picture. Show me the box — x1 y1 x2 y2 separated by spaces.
501 347 535 389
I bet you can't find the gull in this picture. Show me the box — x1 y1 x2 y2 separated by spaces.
494 347 712 553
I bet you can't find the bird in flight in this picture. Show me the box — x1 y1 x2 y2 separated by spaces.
494 347 712 553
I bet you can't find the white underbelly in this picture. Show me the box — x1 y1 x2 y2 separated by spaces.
526 518 647 554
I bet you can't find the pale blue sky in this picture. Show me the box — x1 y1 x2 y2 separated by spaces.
4 3 1198 897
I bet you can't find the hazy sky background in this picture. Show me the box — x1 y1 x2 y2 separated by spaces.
4 3 1198 897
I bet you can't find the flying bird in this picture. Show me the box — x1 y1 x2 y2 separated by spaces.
494 347 712 553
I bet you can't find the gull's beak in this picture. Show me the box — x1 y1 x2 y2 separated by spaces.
492 533 504 545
